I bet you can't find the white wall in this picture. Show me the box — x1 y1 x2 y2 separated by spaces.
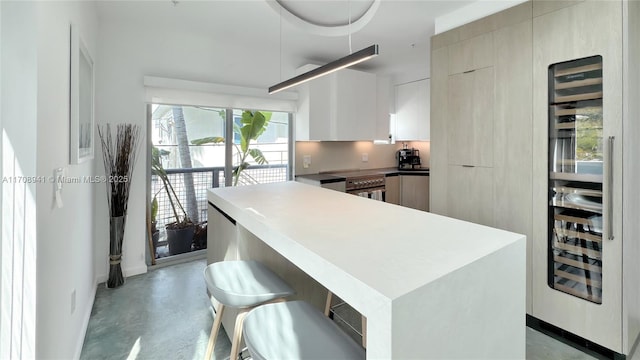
1 2 38 358
95 9 289 280
34 1 98 359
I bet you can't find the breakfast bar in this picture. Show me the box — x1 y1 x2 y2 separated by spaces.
207 181 526 359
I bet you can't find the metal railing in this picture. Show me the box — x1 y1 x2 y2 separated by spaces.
152 164 288 232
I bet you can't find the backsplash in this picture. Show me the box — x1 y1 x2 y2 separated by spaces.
295 141 430 175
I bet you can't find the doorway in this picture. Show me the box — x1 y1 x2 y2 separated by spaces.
148 104 291 263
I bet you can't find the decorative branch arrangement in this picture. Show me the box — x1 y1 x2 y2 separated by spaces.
97 124 141 288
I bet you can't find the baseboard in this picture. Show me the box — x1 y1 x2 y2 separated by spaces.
73 279 97 360
96 273 108 284
629 335 640 360
526 315 625 360
125 264 148 277
150 250 206 269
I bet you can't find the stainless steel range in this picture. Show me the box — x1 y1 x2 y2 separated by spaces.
344 174 386 201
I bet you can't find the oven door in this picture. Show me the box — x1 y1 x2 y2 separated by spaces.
347 186 386 202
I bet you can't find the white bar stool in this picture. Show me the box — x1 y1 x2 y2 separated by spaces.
242 300 366 360
203 260 295 360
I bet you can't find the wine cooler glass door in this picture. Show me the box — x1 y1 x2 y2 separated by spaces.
548 55 604 304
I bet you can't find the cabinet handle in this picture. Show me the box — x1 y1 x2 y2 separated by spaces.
608 136 614 241
463 70 475 74
462 164 475 168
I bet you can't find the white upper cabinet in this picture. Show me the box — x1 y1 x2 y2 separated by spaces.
375 75 392 141
296 66 377 141
394 78 430 141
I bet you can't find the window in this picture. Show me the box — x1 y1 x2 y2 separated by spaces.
149 104 292 261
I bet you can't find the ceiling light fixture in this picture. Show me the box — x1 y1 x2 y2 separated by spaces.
269 0 379 95
268 44 379 94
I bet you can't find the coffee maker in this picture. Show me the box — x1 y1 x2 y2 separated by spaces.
396 148 421 169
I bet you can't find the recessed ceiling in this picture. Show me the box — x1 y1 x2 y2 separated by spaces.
267 0 380 37
276 0 375 27
95 1 492 86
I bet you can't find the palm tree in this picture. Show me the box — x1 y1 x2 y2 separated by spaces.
172 106 199 223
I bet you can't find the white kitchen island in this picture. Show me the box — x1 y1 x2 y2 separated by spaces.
207 181 526 359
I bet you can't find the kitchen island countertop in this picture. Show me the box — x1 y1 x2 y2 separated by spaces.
207 181 525 359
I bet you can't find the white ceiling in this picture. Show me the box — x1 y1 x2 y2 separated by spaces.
96 0 484 85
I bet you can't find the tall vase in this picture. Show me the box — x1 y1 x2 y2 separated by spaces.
108 215 126 288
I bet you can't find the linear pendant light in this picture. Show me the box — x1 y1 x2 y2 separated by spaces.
268 44 379 94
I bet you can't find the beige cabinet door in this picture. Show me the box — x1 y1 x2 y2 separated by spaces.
430 46 449 215
447 165 494 227
448 32 494 75
400 175 429 211
447 67 494 167
493 19 534 313
493 19 533 236
385 175 400 205
471 67 494 167
447 72 473 166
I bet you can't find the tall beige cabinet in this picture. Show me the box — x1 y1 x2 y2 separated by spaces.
431 0 640 357
430 1 534 306
531 0 640 356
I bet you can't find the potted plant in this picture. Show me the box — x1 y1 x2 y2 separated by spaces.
192 221 207 250
151 146 195 255
150 190 161 256
192 110 271 186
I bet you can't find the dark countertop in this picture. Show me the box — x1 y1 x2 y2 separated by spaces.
376 167 430 176
296 167 429 184
295 173 346 184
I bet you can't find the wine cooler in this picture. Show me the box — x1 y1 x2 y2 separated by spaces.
529 1 640 356
548 55 605 304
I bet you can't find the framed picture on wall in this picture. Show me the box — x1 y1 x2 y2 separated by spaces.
69 23 94 164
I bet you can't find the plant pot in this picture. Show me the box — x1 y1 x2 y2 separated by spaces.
193 222 207 250
152 230 160 256
166 225 195 255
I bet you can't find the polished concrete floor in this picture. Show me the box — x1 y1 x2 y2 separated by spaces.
80 259 624 360
81 258 231 360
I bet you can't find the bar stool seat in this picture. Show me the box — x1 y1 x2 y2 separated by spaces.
243 300 366 360
204 260 294 308
203 260 295 360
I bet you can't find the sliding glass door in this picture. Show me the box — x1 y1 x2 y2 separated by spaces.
148 104 291 262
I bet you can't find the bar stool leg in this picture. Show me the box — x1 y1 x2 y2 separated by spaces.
205 303 225 360
229 309 249 360
324 291 333 317
325 291 367 349
361 317 367 347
